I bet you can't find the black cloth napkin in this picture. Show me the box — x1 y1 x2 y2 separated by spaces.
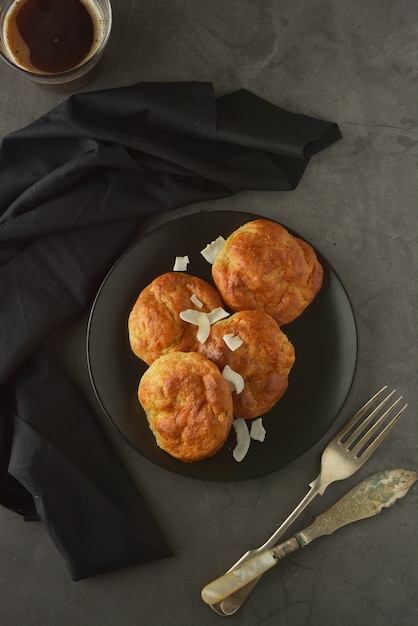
0 81 342 580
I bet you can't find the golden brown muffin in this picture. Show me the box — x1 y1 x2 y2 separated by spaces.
138 352 233 462
198 310 295 419
128 272 225 364
211 219 323 325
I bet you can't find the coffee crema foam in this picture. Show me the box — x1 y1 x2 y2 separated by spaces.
3 0 106 74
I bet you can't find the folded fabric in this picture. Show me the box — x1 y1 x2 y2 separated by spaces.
0 81 342 579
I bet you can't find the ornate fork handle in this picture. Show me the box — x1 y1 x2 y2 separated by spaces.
210 480 321 615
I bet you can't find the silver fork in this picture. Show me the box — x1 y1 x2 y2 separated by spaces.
209 386 408 616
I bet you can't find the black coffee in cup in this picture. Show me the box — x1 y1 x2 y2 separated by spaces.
3 0 105 74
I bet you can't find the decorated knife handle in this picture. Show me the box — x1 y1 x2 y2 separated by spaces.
201 537 300 605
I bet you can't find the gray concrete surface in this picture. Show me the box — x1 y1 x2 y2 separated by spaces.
1 1 417 625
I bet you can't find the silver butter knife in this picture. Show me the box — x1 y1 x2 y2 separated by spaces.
201 468 417 605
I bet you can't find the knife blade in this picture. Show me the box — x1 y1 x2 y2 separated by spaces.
201 468 417 605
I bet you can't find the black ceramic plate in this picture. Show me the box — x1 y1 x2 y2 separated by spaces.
86 211 358 481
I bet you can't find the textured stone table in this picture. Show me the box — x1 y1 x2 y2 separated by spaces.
1 1 417 625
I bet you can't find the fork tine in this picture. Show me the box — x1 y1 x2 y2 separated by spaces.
336 386 388 442
342 390 398 448
351 401 408 460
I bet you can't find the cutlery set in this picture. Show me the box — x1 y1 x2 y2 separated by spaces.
201 386 415 615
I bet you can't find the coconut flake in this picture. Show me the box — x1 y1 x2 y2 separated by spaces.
173 255 189 271
200 236 226 264
207 307 230 324
222 365 244 394
223 333 243 351
179 307 217 343
179 309 202 325
180 305 231 344
190 293 203 308
250 418 266 442
232 419 251 462
196 314 211 343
